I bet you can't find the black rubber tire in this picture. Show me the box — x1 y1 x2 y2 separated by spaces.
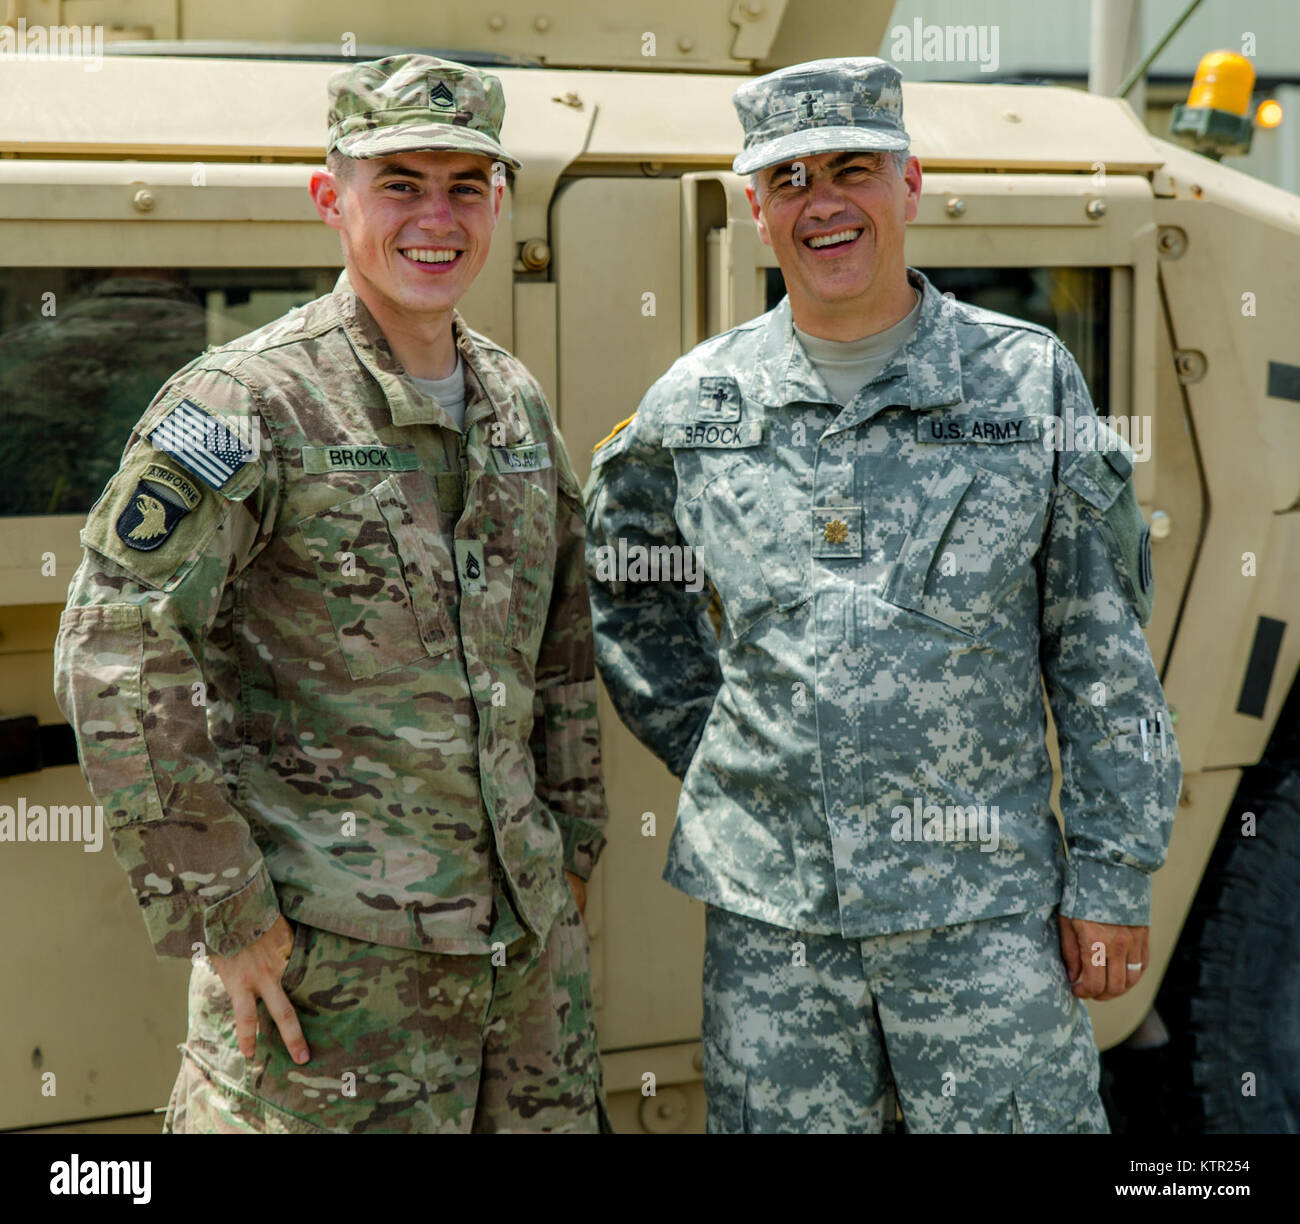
1102 681 1300 1134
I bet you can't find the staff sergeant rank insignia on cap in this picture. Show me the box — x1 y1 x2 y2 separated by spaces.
148 399 255 491
430 80 455 108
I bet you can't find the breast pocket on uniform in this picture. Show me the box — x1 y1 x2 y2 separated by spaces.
504 475 558 658
463 466 558 659
675 450 806 642
885 461 1046 639
300 473 454 680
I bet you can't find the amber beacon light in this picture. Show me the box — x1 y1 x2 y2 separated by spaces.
1255 99 1283 130
1170 51 1264 158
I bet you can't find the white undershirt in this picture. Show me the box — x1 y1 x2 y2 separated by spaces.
794 290 922 406
409 355 467 432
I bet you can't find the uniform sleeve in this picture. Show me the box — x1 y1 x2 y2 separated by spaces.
582 387 722 779
53 370 282 959
529 415 609 881
1039 344 1181 927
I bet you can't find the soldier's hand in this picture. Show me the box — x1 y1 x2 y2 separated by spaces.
207 915 310 1065
1058 915 1149 1001
565 871 587 920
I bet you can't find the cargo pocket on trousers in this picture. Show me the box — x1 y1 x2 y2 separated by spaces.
277 920 313 995
1008 1014 1109 1134
702 1034 750 1134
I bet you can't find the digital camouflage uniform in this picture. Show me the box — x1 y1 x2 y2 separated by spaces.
584 57 1180 1134
0 276 207 516
54 54 609 1134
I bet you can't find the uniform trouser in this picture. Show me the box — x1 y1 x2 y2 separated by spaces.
164 890 608 1133
702 903 1110 1134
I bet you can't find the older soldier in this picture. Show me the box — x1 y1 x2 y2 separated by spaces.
584 57 1180 1134
54 54 608 1133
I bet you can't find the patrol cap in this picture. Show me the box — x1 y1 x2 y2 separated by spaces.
732 56 908 176
327 54 521 169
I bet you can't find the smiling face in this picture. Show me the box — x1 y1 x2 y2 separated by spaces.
311 149 502 327
748 149 921 338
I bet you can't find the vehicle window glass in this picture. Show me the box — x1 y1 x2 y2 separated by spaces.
0 267 338 516
764 265 1112 414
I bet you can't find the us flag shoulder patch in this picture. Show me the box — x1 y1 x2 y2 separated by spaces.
148 399 255 491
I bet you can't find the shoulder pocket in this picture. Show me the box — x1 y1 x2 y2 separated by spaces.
54 603 164 828
80 448 261 592
1062 448 1153 626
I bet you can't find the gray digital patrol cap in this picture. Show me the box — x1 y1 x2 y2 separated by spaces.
732 56 909 175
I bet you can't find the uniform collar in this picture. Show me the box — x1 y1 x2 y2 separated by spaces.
754 267 964 424
331 269 531 442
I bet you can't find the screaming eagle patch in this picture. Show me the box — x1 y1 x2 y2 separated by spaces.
115 480 195 551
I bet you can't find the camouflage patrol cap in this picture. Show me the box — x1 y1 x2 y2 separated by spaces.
327 54 521 169
732 56 908 175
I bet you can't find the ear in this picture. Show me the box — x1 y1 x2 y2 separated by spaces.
745 181 773 248
902 156 922 223
310 170 345 232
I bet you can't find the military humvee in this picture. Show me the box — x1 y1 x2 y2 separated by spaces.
0 1 1296 1134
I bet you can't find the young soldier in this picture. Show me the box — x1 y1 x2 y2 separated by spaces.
55 54 608 1133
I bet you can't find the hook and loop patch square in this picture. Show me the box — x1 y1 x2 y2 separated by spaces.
456 539 488 593
696 377 742 421
115 480 194 551
148 398 255 491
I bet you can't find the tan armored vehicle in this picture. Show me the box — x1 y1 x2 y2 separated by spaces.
0 1 1296 1134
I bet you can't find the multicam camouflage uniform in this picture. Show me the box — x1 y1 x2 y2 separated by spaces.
584 55 1179 1136
54 50 610 1134
55 265 608 1132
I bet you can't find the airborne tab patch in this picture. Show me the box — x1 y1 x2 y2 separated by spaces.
697 377 742 421
148 399 255 490
141 463 201 510
115 480 193 551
